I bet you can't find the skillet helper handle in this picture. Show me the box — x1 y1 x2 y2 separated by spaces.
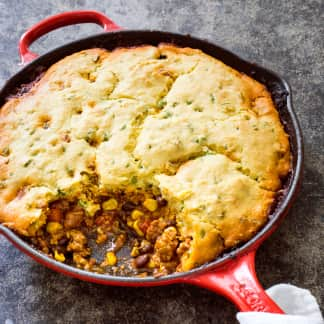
19 10 121 64
183 250 284 313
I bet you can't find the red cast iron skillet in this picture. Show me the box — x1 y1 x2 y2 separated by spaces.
0 11 303 314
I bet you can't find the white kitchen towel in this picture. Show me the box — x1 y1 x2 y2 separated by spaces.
237 284 324 324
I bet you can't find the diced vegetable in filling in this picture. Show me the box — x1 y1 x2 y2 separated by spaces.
29 192 188 277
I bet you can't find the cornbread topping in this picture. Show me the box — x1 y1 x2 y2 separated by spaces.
0 44 290 276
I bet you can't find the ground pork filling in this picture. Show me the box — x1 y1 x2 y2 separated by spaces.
28 192 189 277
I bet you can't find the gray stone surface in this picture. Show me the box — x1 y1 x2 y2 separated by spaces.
0 0 323 323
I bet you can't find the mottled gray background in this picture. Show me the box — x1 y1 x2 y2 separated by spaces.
0 0 323 323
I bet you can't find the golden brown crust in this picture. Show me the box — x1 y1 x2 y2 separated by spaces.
0 44 291 270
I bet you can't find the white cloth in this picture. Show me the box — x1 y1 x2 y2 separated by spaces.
237 284 324 324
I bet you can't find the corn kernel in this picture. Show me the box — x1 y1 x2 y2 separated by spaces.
46 222 62 234
102 198 118 210
147 259 155 268
84 202 101 217
105 251 117 266
133 220 144 236
143 198 158 212
127 219 134 227
131 209 143 220
54 250 65 262
130 246 140 257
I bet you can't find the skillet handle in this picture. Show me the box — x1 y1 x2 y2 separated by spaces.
182 250 285 313
19 10 121 64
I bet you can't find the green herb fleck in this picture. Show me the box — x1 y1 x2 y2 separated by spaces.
200 229 206 238
195 136 207 144
57 188 66 197
193 106 203 112
172 102 178 107
210 94 215 103
78 200 88 209
23 159 32 167
179 200 185 211
203 149 213 156
120 124 127 131
130 176 138 184
162 111 173 119
85 128 97 144
103 133 111 141
186 99 193 105
157 99 167 109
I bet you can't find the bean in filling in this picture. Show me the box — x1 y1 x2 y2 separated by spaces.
29 192 189 277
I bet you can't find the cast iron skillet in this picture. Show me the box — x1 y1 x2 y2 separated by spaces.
0 11 303 313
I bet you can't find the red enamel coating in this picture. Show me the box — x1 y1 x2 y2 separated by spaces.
0 10 303 315
181 250 284 313
1 220 284 311
0 224 182 287
19 10 121 64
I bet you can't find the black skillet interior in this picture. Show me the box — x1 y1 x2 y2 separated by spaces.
0 30 303 282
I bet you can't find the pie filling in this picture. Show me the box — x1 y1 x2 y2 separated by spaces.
28 190 185 277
